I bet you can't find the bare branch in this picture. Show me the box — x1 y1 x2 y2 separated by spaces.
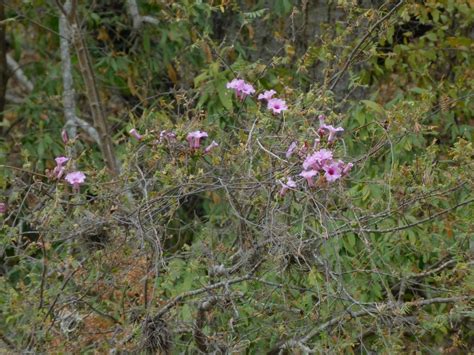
5 93 24 104
72 116 100 144
141 15 160 26
0 331 18 352
331 198 474 237
58 0 101 147
58 0 77 141
54 0 68 18
329 0 405 91
256 138 288 163
273 295 473 353
0 2 6 123
156 261 262 318
6 53 34 92
126 0 159 30
194 296 219 353
62 3 120 174
156 274 252 318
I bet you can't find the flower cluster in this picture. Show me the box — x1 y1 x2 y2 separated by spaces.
224 78 352 196
187 131 219 153
227 79 288 115
226 79 256 100
55 78 351 200
280 115 353 196
257 90 288 114
50 155 86 190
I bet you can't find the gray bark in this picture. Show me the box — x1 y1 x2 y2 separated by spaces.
59 0 100 146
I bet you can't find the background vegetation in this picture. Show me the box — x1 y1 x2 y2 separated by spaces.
1 0 473 353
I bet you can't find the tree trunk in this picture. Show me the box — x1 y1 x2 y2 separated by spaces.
0 2 7 124
66 3 119 175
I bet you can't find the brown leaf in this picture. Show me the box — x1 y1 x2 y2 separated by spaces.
167 63 178 84
96 27 110 42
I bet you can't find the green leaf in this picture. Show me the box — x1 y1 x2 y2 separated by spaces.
361 100 385 117
242 9 268 21
407 229 417 245
362 185 371 201
181 304 193 321
347 233 356 248
194 72 209 87
217 79 233 111
409 87 430 94
386 25 394 45
274 0 293 16
37 140 45 158
308 268 322 287
197 89 210 108
425 32 437 41
354 110 366 125
403 138 412 151
143 32 150 54
385 57 396 71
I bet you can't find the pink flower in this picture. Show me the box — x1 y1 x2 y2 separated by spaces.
53 166 65 179
258 90 276 101
313 138 320 150
129 128 143 141
159 130 177 143
65 171 86 189
267 98 288 114
55 156 69 166
226 78 255 100
302 155 317 171
335 159 346 169
241 83 255 96
53 156 69 179
317 115 327 135
186 130 208 149
0 202 6 214
327 126 344 143
279 177 297 196
314 149 333 163
319 124 344 143
204 140 219 153
342 162 353 175
323 162 342 182
302 149 333 171
226 78 244 90
299 169 318 187
61 129 69 144
285 141 298 159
